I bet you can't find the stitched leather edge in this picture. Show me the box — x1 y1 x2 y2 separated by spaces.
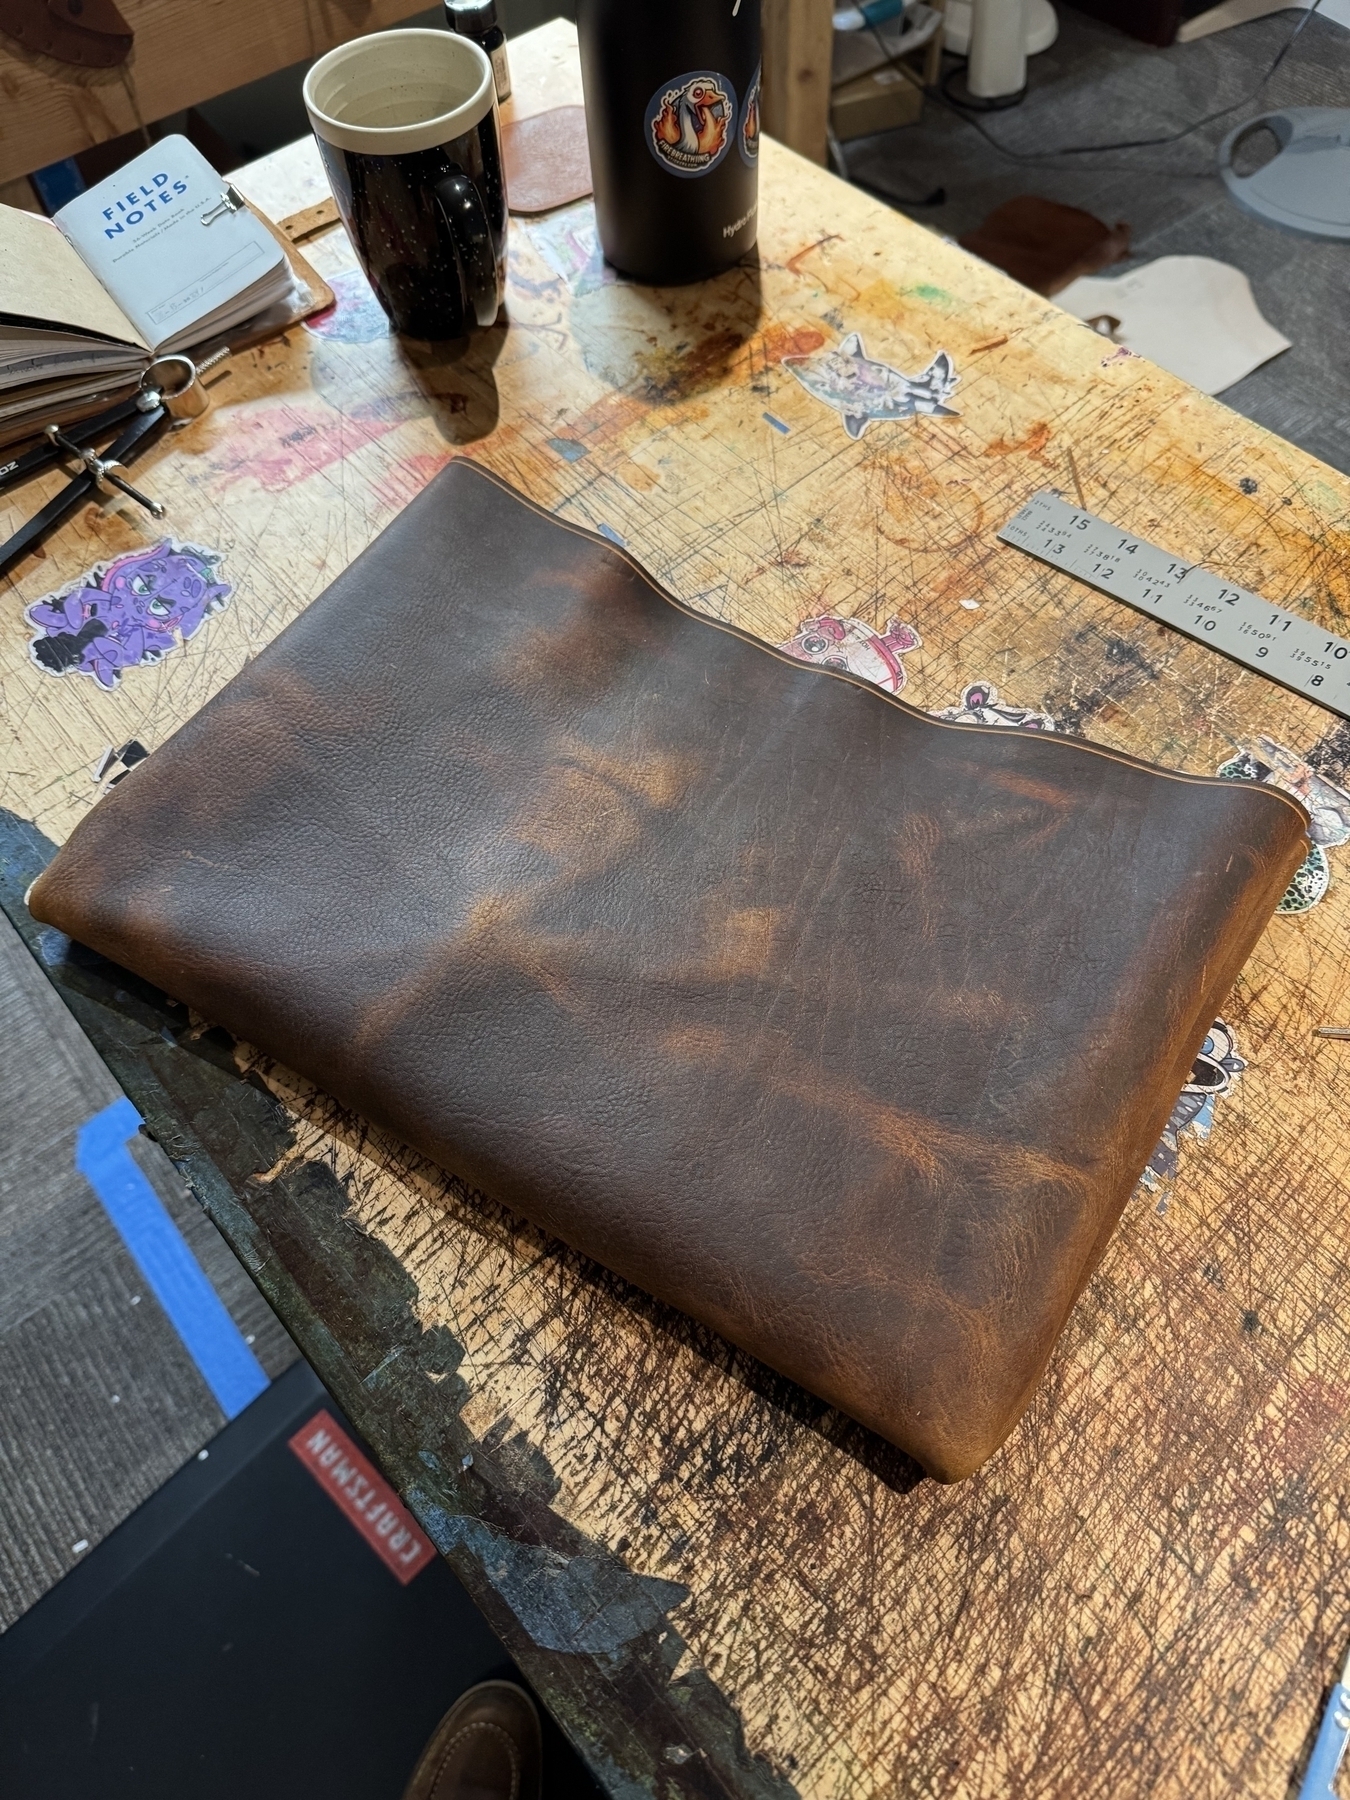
451 458 1313 832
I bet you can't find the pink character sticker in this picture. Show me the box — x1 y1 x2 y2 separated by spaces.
778 614 921 694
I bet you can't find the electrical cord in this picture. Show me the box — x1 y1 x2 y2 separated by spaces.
857 14 1212 179
938 60 1025 112
846 0 1324 204
825 9 950 199
918 0 1325 161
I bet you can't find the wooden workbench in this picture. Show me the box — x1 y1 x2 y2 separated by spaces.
5 20 1350 1796
0 0 838 188
0 0 429 186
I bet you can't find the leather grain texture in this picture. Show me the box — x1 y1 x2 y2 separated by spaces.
501 106 592 214
29 459 1311 1480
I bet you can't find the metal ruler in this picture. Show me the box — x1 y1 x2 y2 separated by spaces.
999 489 1350 720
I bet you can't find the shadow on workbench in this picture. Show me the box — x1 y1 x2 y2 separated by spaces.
0 804 895 1798
0 1361 601 1800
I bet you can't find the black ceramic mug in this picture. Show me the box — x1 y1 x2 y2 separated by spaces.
304 28 507 339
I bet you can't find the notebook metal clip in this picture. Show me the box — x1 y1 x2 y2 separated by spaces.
200 185 246 227
146 351 214 421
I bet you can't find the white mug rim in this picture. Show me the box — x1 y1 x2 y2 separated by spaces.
304 29 495 157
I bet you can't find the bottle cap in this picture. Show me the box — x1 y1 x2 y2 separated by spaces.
446 0 499 31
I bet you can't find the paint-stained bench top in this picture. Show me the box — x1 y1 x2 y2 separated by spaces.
5 21 1350 1797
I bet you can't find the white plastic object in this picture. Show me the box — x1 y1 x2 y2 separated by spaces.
942 0 1056 57
967 0 1028 97
1219 109 1350 240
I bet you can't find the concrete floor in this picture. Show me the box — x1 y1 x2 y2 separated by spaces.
847 6 1350 474
0 909 295 1630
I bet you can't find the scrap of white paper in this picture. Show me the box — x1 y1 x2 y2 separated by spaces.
1056 255 1291 396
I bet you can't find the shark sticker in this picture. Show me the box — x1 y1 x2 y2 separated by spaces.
1216 737 1350 913
778 614 921 692
783 331 959 438
1142 1019 1247 1193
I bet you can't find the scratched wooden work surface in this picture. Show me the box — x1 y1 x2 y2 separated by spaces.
5 21 1350 1798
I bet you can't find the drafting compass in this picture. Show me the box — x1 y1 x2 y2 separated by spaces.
0 353 213 578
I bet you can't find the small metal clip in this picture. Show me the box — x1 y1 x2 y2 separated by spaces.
201 185 245 227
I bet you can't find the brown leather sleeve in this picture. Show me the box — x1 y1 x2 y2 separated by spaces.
28 459 1310 1480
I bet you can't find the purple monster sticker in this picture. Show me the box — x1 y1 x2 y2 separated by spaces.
26 541 232 690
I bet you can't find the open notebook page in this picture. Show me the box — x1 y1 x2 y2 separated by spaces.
0 206 145 350
0 323 147 392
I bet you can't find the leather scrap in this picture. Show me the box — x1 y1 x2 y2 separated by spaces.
279 196 340 243
502 104 592 214
959 195 1130 297
0 0 133 67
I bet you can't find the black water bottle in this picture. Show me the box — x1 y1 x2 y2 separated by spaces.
446 0 511 101
576 0 761 284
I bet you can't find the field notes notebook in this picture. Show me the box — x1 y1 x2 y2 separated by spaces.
0 136 294 434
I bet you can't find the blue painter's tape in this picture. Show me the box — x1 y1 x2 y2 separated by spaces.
1298 1676 1350 1799
596 523 626 547
76 1098 268 1419
763 412 790 434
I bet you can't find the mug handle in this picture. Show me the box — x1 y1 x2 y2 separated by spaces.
433 172 501 331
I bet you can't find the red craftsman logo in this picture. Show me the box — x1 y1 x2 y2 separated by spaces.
289 1409 434 1585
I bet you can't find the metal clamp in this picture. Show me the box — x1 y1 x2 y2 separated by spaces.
200 184 246 227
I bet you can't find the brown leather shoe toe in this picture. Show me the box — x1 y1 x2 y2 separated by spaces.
402 1680 542 1800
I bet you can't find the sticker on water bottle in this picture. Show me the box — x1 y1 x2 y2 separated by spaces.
739 65 761 165
645 71 736 177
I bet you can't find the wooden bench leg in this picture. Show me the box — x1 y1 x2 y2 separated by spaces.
762 0 835 165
